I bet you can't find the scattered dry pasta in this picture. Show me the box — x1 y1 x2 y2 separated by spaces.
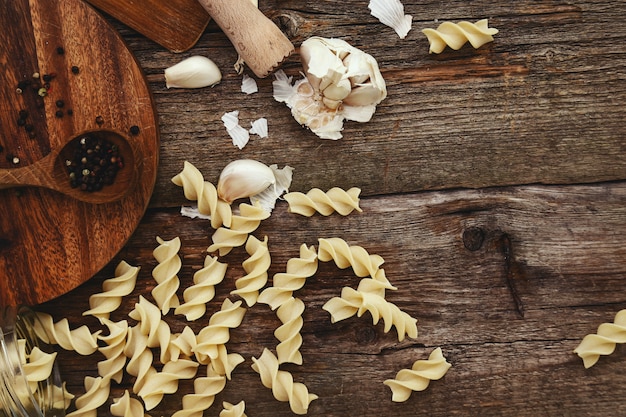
323 278 417 341
383 347 451 402
83 261 140 321
137 359 199 411
171 161 233 229
151 236 182 314
34 312 100 356
422 19 498 54
317 237 391 283
172 365 227 417
128 296 172 364
574 309 626 368
208 202 271 256
258 243 318 310
97 319 129 384
274 297 305 365
251 348 318 415
66 376 110 417
283 187 362 216
231 235 271 307
220 400 247 417
110 390 150 417
194 298 247 366
175 255 228 321
123 324 157 394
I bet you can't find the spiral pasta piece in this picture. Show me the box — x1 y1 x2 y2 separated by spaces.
251 348 318 415
172 161 232 229
220 401 247 417
83 261 140 321
194 298 246 365
151 236 182 314
323 278 417 341
275 297 305 365
137 359 199 411
168 326 198 361
231 235 271 307
97 319 129 384
258 244 318 310
383 347 451 402
422 19 498 54
317 238 395 289
111 390 150 417
175 255 228 321
34 312 100 355
22 347 57 393
124 324 157 394
66 376 110 417
208 202 271 256
205 343 245 379
284 187 362 216
172 366 227 417
574 309 626 368
128 295 172 364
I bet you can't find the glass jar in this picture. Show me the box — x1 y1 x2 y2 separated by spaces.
0 306 65 417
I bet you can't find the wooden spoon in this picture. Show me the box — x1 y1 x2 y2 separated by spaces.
0 129 138 205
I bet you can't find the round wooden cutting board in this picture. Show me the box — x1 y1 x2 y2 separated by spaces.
0 0 159 306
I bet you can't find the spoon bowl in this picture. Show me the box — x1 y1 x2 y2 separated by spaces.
0 129 138 204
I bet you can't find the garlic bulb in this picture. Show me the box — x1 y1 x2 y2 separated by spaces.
165 56 222 89
217 159 276 203
273 37 387 140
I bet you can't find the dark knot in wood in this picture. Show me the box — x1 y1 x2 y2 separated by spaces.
462 227 485 251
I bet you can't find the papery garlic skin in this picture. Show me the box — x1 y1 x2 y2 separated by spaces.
217 159 276 203
273 37 387 140
165 56 222 89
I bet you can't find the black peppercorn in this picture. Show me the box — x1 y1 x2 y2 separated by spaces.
17 118 26 126
24 124 34 132
55 110 64 118
65 134 123 192
55 100 65 108
95 116 104 125
71 66 80 74
19 110 28 119
129 125 140 135
56 47 65 55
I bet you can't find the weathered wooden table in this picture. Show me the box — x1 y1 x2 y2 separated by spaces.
37 1 626 416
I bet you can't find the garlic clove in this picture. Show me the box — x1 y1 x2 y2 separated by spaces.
342 83 386 107
341 103 377 123
164 56 222 89
321 77 352 102
217 159 276 203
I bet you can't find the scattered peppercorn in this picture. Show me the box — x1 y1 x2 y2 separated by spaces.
24 124 34 132
55 100 64 108
95 116 104 125
67 109 73 116
129 125 140 135
65 135 123 192
19 110 28 119
56 47 65 55
37 87 47 97
55 110 64 118
42 74 53 82
71 66 80 74
17 118 26 126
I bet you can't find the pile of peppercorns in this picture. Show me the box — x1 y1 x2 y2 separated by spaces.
65 135 123 192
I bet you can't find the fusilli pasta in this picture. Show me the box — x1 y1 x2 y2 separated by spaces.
66 376 110 417
422 19 498 54
137 359 199 411
231 235 271 307
123 324 157 394
110 390 150 417
574 309 626 368
251 348 318 415
275 297 305 365
317 238 389 282
34 312 100 356
128 296 172 364
97 318 129 384
175 255 228 321
383 347 451 402
284 187 362 216
194 298 247 365
83 261 140 321
208 202 271 256
171 366 227 417
171 161 233 229
258 244 318 310
220 401 247 417
151 236 182 314
323 278 417 341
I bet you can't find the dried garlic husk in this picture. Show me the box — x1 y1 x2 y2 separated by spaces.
164 56 222 89
217 159 276 203
241 74 259 94
222 111 250 149
273 37 387 140
249 117 268 138
368 0 412 39
250 164 294 212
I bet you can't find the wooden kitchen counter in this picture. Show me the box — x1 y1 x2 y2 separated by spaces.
35 1 626 416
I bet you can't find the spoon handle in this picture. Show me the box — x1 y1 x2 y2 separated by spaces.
0 158 57 190
197 0 294 78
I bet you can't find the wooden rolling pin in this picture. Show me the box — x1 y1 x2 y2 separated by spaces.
197 0 294 78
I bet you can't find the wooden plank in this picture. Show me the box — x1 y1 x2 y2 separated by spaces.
39 182 626 416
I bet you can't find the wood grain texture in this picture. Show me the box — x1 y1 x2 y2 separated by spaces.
0 0 159 305
31 0 626 416
85 0 210 52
